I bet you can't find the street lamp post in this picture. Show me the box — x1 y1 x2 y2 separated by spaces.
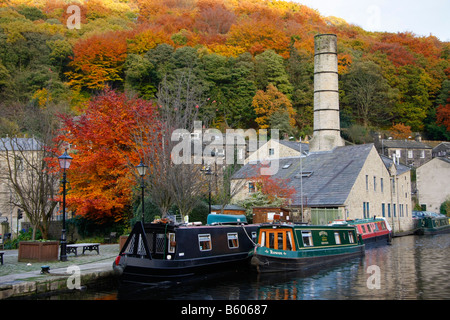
201 154 215 214
58 149 73 262
136 160 147 223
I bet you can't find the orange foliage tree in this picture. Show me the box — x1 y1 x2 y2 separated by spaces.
252 84 296 129
58 88 158 222
389 123 412 140
66 32 128 91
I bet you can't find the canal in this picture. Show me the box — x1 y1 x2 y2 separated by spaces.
37 233 450 300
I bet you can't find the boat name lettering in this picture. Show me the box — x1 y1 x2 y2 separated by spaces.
269 249 286 255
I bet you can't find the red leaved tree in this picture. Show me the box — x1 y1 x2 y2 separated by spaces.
436 97 450 132
58 88 158 222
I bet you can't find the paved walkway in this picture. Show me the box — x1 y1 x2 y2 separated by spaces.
0 244 119 299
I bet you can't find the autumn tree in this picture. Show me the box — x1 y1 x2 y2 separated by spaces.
66 32 128 92
436 98 450 132
252 83 296 130
389 123 412 140
59 88 157 223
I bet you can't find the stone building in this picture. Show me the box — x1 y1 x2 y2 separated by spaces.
231 144 414 234
379 139 432 168
416 157 450 213
432 142 450 159
0 137 40 238
230 34 414 234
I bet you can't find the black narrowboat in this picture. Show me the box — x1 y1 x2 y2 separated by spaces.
113 214 258 283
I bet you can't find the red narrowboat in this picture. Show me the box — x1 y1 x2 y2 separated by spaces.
331 217 392 246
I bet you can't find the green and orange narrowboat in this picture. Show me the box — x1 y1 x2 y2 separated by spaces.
251 224 365 273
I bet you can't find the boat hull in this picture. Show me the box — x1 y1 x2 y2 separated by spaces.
251 244 365 273
361 232 392 247
116 252 252 283
114 221 259 284
415 225 450 235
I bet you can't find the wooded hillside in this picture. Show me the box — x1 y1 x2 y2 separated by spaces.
1 0 449 139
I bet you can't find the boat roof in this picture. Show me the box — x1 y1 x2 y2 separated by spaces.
206 213 248 225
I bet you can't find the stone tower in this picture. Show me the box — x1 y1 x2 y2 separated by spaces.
309 34 345 152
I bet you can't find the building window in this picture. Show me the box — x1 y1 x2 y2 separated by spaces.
388 203 391 217
408 150 413 158
381 178 384 193
366 175 369 191
198 234 212 251
269 148 274 155
382 203 386 217
420 150 425 158
363 202 370 218
249 182 255 193
393 204 396 217
374 176 377 191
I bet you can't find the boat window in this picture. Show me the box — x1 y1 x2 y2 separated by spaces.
269 233 275 249
156 233 166 253
334 232 341 244
367 224 372 232
227 233 239 249
277 233 284 249
286 232 293 251
348 231 355 243
260 231 266 247
252 231 257 243
198 234 212 251
301 231 314 247
361 225 366 234
168 233 176 253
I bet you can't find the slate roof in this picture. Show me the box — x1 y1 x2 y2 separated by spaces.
382 139 432 149
380 154 411 175
277 140 309 153
232 143 374 207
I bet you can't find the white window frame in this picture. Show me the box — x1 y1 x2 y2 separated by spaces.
227 232 239 249
198 234 212 251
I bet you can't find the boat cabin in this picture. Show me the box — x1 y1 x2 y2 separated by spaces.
257 224 360 251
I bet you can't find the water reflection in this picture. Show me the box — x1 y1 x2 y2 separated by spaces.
116 234 450 300
32 234 448 300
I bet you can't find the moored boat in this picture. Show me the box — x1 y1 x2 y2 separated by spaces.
331 217 392 246
250 223 364 273
413 211 450 235
113 214 258 283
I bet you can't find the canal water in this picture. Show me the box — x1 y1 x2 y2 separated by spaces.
37 234 450 300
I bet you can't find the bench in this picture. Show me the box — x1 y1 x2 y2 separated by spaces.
66 243 100 256
0 251 4 265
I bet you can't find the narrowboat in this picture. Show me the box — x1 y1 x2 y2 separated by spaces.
250 224 364 273
113 214 258 283
413 211 450 235
331 217 392 246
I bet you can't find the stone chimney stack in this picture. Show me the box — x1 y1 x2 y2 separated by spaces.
309 34 344 152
